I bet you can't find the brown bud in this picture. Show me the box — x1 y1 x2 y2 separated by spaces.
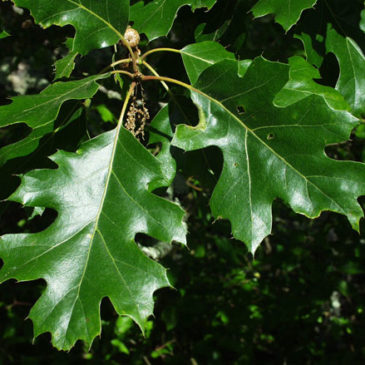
124 27 140 48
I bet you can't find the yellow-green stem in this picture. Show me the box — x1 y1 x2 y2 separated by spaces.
142 61 170 92
118 82 136 126
141 61 192 124
111 70 135 79
111 58 133 68
141 47 182 61
100 58 132 74
141 75 210 101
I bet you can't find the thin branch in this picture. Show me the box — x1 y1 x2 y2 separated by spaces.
141 75 211 101
99 58 132 74
142 60 192 124
111 70 135 79
118 82 136 126
142 60 170 92
141 47 182 61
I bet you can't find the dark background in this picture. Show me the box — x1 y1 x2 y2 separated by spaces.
1 0 365 363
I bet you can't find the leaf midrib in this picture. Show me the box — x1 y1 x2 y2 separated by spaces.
67 0 125 40
1 79 99 127
192 79 347 214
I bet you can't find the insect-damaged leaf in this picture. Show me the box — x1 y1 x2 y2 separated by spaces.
0 126 186 350
173 58 365 253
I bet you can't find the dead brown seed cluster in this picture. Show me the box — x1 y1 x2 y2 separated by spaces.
125 96 150 139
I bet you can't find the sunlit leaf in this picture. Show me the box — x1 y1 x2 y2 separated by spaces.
0 126 186 350
326 26 365 117
130 0 216 40
13 0 129 55
173 57 364 252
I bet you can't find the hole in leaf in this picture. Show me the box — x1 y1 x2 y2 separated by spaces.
237 105 245 114
267 133 275 140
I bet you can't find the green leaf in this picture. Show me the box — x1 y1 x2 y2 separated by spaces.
361 9 365 34
149 105 176 184
0 74 107 166
273 56 349 110
0 127 186 350
0 30 10 39
294 33 323 68
251 0 317 31
130 0 216 41
181 41 235 84
54 39 78 80
173 58 365 253
13 0 129 55
326 27 365 117
96 104 115 124
194 20 230 43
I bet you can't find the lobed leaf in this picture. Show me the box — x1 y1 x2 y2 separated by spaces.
148 105 176 184
0 124 186 350
326 26 365 118
0 74 107 166
273 56 349 110
181 41 235 84
294 33 323 68
251 0 317 31
130 0 216 41
173 57 365 253
13 0 129 55
54 39 78 80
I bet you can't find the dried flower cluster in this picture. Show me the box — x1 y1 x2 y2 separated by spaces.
125 96 150 139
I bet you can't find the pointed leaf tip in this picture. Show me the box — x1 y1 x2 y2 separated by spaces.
175 57 365 251
0 126 186 350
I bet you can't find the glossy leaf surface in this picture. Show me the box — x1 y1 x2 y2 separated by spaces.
0 74 107 166
13 0 129 55
326 27 365 117
273 56 348 110
130 0 216 40
251 0 317 31
294 33 323 68
0 126 186 350
181 41 235 84
173 58 365 252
